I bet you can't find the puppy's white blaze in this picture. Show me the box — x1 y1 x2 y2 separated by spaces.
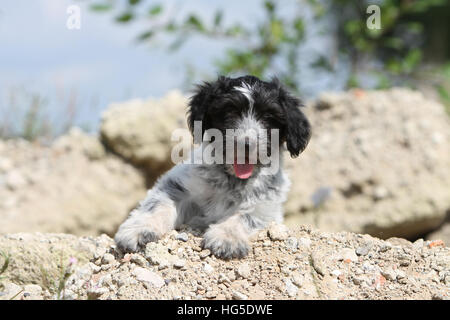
235 83 254 110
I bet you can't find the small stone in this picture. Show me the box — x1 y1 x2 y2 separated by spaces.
99 274 113 287
352 276 365 285
311 252 327 276
232 291 248 300
130 254 147 267
173 259 186 269
101 253 115 265
87 287 109 300
284 279 298 298
413 238 424 249
176 232 189 242
292 274 304 288
356 245 371 256
1 283 23 300
218 273 231 284
133 267 165 288
335 248 358 262
268 223 289 241
379 244 392 252
263 240 271 247
381 268 397 281
396 270 406 280
199 250 211 259
203 263 214 274
5 171 27 190
205 290 217 299
285 237 298 251
298 237 312 249
331 270 342 277
236 263 251 279
23 284 43 300
0 158 13 173
372 186 388 200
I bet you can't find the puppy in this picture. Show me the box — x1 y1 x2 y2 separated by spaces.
115 75 311 259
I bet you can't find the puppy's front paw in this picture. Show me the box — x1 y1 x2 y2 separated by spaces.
202 226 249 260
114 220 160 252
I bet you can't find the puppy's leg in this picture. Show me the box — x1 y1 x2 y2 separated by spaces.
115 197 177 252
202 213 263 259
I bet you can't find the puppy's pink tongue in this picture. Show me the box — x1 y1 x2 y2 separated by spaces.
233 162 254 179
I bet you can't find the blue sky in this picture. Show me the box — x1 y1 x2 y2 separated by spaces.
0 0 347 132
0 0 265 131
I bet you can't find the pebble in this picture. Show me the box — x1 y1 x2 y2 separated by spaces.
356 245 371 256
101 253 115 265
130 254 148 267
0 158 13 173
311 252 327 276
199 249 211 259
298 237 312 249
381 268 397 281
205 290 217 299
23 284 43 299
203 263 214 274
133 267 165 288
292 274 304 288
331 269 342 277
176 233 189 242
173 259 186 269
268 223 289 241
236 263 251 279
232 291 248 300
285 237 298 251
218 273 231 284
5 171 27 190
335 248 358 262
284 279 298 298
87 287 109 299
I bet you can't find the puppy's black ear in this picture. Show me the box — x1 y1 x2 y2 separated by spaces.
187 76 230 143
275 81 311 157
187 81 213 143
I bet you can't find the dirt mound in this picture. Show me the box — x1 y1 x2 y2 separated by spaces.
1 224 448 300
284 88 450 239
0 128 146 236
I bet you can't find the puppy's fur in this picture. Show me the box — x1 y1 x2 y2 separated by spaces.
115 75 311 259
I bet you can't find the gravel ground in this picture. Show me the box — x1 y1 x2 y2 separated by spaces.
1 223 448 300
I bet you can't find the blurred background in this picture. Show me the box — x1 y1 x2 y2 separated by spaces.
0 0 449 244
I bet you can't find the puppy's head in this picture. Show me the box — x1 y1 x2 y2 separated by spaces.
187 75 311 179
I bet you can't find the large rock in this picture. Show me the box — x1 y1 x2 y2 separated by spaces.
284 88 450 239
100 90 192 181
0 128 146 236
0 233 113 288
0 226 448 300
427 222 450 246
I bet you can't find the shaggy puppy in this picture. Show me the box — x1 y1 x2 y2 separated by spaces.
115 75 311 259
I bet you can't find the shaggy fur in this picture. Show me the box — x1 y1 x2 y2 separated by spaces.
115 75 311 259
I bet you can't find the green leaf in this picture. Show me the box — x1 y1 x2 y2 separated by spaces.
116 12 134 23
214 10 223 27
185 15 204 31
403 49 422 73
137 30 154 41
264 0 275 13
149 4 163 16
129 0 140 5
90 3 113 12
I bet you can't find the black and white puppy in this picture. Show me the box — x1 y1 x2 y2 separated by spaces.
115 75 311 259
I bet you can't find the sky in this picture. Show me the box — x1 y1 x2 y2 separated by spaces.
0 0 347 133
